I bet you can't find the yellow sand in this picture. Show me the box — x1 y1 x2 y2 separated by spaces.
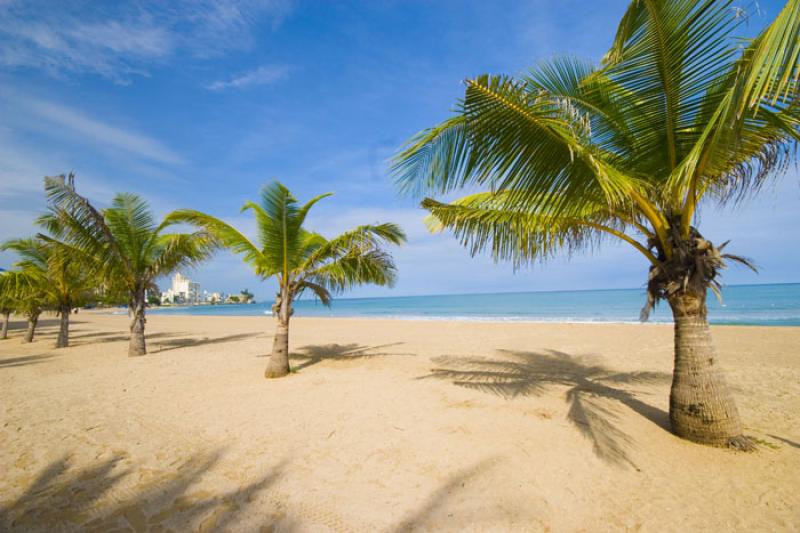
0 312 798 531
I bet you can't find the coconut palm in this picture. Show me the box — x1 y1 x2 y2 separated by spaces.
1 234 95 348
0 268 47 343
166 181 407 378
42 175 217 356
393 0 799 448
0 280 12 340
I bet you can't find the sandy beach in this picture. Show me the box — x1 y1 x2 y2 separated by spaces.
0 312 798 531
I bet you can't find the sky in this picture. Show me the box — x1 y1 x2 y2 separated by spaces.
1 0 798 301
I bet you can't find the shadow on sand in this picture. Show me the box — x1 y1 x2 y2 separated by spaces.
0 451 287 531
0 354 59 369
420 349 671 467
4 319 84 331
150 332 262 354
769 434 800 449
392 458 496 532
289 342 412 371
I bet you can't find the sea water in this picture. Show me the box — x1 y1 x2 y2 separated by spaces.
149 283 800 326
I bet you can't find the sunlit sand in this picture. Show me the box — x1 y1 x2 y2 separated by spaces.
1 312 798 531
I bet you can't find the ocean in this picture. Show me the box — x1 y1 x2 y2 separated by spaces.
148 283 800 326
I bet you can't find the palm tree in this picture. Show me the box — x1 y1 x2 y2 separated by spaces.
393 0 799 448
0 278 12 340
1 234 94 348
166 181 407 378
0 268 47 343
42 175 217 356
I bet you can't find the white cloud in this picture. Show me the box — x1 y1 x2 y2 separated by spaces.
207 65 290 91
3 93 183 165
0 0 292 82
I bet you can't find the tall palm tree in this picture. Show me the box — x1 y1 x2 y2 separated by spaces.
166 182 407 378
42 175 217 356
393 0 799 448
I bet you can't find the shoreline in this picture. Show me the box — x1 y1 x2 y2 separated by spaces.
131 308 800 328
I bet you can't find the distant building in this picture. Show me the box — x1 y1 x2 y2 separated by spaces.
162 273 201 304
203 291 223 304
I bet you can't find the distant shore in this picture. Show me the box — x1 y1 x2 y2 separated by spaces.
143 283 800 327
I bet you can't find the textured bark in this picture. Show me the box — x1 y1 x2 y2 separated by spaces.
1 311 9 340
56 305 71 348
128 290 147 356
265 288 291 378
668 291 750 449
23 313 39 343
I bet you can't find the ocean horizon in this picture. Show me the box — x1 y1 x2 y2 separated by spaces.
148 282 800 327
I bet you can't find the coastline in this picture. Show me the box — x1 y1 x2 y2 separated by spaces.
141 283 800 327
122 307 800 328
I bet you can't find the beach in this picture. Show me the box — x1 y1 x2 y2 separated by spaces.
1 312 798 531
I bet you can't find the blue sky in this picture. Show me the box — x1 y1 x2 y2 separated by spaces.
1 0 798 301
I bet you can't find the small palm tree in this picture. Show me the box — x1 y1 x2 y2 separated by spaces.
393 1 799 448
0 267 48 343
166 181 407 378
0 237 94 348
42 175 217 355
0 279 13 340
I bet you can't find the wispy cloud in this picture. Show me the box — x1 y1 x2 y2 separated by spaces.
207 65 290 91
4 93 183 165
0 0 293 83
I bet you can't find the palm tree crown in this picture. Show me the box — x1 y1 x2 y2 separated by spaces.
167 181 406 310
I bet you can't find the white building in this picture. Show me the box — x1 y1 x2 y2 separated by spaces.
162 272 201 304
203 290 223 304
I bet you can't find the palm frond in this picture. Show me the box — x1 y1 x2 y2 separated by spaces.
146 231 218 280
299 223 407 272
422 192 656 266
165 209 267 276
309 249 399 292
295 280 332 306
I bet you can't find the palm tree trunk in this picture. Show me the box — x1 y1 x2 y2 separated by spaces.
668 290 750 449
129 289 147 356
1 311 9 340
23 312 39 343
55 305 71 348
266 318 291 378
265 289 291 378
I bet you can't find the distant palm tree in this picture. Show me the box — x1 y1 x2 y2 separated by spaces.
42 175 217 355
393 1 799 448
0 267 48 343
0 278 12 340
167 181 407 378
0 236 93 347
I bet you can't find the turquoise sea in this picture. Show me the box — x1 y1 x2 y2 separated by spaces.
149 283 800 326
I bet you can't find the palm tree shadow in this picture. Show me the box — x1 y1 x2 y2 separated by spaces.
0 451 288 531
392 458 495 532
289 342 412 371
421 349 670 467
0 354 58 369
768 434 800 449
69 331 189 347
5 319 83 331
150 332 261 354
